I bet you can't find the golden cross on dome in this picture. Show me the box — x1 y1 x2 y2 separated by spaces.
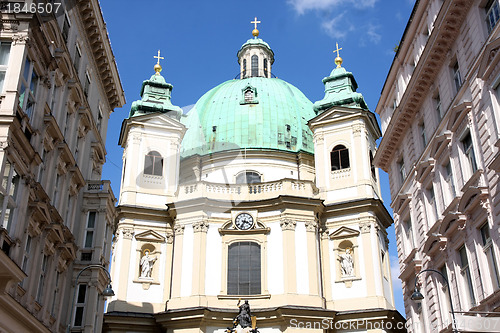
251 17 261 30
333 42 343 68
154 50 164 65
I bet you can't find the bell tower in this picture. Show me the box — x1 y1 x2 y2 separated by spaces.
117 52 186 209
309 48 395 313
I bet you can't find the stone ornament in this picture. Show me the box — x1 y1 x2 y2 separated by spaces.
280 218 296 231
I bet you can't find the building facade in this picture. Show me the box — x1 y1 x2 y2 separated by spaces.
0 1 124 332
104 26 405 332
374 0 500 331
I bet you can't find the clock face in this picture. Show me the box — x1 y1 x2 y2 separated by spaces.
235 213 254 230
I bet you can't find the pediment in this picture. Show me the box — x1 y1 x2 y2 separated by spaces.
135 230 165 243
478 36 500 80
446 101 472 132
329 226 360 240
309 107 361 125
133 113 186 130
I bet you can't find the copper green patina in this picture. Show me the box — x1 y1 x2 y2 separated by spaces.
128 72 182 120
313 66 368 114
180 77 315 158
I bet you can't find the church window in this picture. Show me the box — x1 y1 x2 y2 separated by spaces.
264 58 268 77
243 59 247 79
144 151 163 176
227 241 261 295
236 171 261 184
330 145 350 171
251 55 258 77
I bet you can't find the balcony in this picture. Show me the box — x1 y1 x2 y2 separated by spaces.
177 178 318 202
85 180 111 193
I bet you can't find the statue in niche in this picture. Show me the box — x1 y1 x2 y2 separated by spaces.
140 250 157 278
339 248 354 277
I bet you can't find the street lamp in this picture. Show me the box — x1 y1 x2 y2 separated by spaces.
67 264 115 333
410 268 458 333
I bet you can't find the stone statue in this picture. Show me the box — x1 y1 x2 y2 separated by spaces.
339 248 354 277
140 251 157 278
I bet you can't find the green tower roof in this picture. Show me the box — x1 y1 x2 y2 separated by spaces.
181 77 315 158
313 65 368 114
129 70 182 120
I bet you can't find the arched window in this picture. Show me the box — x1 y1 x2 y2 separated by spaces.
227 241 261 295
144 151 163 176
251 55 258 77
244 89 254 103
236 171 261 184
331 145 350 171
242 59 247 79
370 151 376 179
264 59 268 78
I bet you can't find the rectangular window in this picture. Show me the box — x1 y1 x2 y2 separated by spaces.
459 245 476 306
228 241 261 295
405 218 415 251
20 235 32 287
51 272 60 316
427 185 439 221
53 174 60 206
84 72 91 97
486 0 500 33
452 61 462 93
0 161 19 233
73 44 81 73
398 157 406 183
0 41 11 92
84 212 96 248
461 131 478 174
74 284 87 326
97 105 103 132
443 161 456 199
419 122 427 147
434 93 442 121
18 57 38 120
62 13 70 43
36 255 49 303
480 223 500 290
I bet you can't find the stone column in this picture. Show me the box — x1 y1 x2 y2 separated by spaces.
170 224 184 298
192 219 208 296
162 233 174 302
319 229 332 303
305 220 320 295
115 228 134 302
280 219 297 294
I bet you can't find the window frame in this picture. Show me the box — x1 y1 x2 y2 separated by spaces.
486 0 500 34
461 130 478 176
251 55 258 77
452 60 462 93
458 245 476 307
227 241 262 295
0 41 11 93
330 144 350 171
235 170 261 184
479 223 500 290
73 284 87 327
0 160 19 233
18 56 39 120
144 151 163 176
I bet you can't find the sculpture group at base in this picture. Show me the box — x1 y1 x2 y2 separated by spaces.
226 300 259 333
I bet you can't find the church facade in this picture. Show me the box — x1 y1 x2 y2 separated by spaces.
104 24 405 332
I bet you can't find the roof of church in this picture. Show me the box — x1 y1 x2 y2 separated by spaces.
237 37 274 60
180 77 315 158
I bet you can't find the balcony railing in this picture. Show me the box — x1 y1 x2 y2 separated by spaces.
178 178 318 202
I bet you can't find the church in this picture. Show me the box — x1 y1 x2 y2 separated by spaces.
103 19 406 332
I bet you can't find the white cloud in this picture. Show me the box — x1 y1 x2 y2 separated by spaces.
366 23 381 44
287 0 378 15
321 13 348 39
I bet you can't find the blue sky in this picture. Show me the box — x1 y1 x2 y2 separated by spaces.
100 0 415 316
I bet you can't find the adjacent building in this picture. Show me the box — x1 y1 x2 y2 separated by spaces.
0 1 124 332
103 24 405 332
374 0 500 331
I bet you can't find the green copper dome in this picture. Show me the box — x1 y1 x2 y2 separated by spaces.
181 77 315 157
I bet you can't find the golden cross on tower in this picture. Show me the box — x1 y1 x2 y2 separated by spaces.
154 50 164 65
251 17 261 37
153 50 164 74
333 42 343 68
